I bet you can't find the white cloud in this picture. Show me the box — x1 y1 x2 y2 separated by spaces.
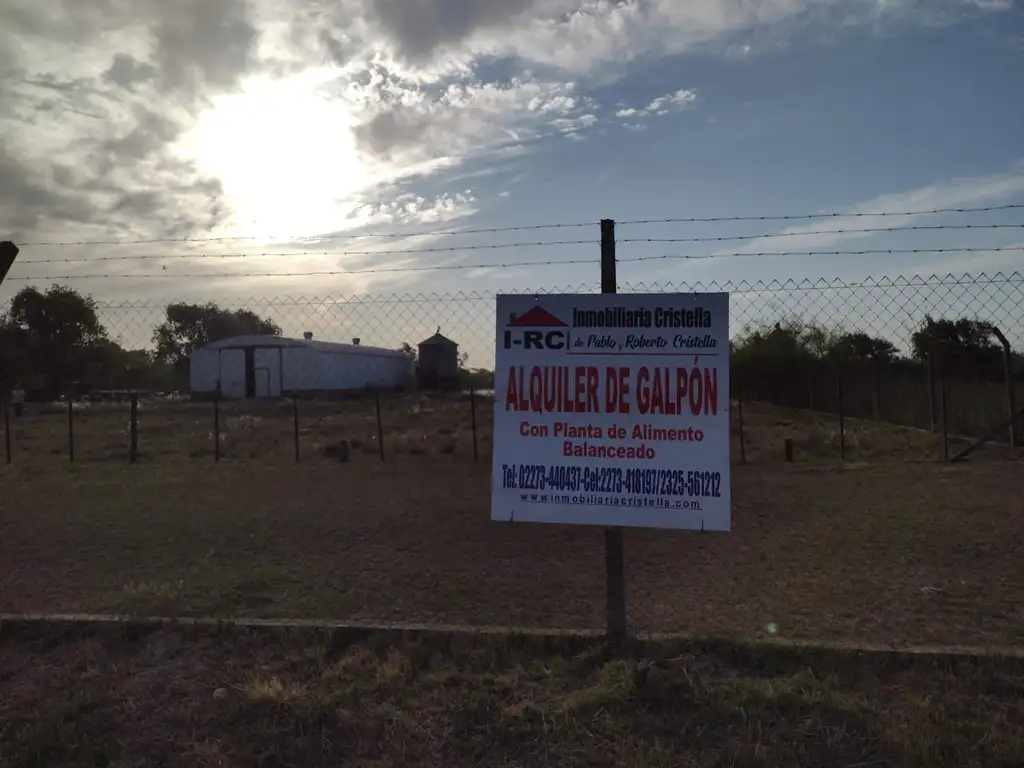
963 0 1013 10
922 240 1024 275
0 0 1015 285
448 0 1002 75
347 76 600 167
350 190 479 227
720 163 1024 254
615 88 697 123
645 89 698 115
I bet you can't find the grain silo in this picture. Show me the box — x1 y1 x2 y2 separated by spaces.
416 328 460 390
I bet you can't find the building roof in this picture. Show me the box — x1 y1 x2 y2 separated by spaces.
201 334 305 349
195 335 408 358
418 330 458 348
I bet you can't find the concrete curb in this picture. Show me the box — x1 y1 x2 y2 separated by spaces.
2 613 1022 659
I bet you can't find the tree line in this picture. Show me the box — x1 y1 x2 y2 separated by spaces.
732 315 1023 427
732 316 1020 386
0 284 1018 401
0 285 282 399
0 285 493 399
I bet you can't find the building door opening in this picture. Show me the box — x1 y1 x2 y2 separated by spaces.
244 348 256 398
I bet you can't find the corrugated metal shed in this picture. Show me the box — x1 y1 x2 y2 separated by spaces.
201 335 406 357
190 335 413 399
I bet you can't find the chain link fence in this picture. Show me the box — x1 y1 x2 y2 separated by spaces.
1 271 1022 465
2 269 1024 643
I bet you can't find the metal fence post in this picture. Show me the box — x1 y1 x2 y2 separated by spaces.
737 386 746 465
129 393 138 463
469 386 479 462
836 372 846 461
67 398 74 463
871 361 881 421
926 353 936 432
374 391 385 462
601 218 627 647
990 327 1019 447
3 398 10 464
213 384 221 462
940 376 949 462
293 397 300 462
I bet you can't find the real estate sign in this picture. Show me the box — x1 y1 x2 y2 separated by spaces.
491 293 730 531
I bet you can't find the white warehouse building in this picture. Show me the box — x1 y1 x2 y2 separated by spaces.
189 333 414 399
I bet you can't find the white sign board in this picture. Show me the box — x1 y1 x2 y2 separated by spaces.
491 293 730 531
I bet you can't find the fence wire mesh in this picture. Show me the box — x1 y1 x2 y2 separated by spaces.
2 267 1023 644
1 271 1022 465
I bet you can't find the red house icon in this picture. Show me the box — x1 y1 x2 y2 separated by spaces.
508 307 567 327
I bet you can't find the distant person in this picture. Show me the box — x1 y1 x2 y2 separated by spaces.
11 384 25 417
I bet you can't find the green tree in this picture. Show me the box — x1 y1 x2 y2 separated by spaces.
0 315 30 389
827 331 897 365
153 302 281 364
910 316 1000 378
5 285 109 397
88 341 173 392
732 319 819 380
454 350 493 390
153 302 282 389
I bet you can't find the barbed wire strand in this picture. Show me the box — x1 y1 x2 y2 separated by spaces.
7 245 1024 281
3 273 1022 310
618 203 1024 227
619 222 1024 245
16 221 598 248
17 239 598 264
13 203 1024 247
15 223 1024 265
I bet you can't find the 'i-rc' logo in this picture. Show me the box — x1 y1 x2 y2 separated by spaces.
502 306 568 351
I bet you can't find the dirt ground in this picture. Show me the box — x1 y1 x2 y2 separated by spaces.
1 429 1022 646
1 622 1022 767
3 394 1018 466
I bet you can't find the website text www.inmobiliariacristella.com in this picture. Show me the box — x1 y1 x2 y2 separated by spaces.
519 492 703 510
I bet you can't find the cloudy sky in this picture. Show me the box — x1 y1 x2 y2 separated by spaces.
1 0 1022 355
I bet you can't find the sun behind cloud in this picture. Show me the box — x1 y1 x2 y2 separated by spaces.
178 69 369 241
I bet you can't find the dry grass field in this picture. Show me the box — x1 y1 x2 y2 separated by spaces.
3 392 1019 465
2 622 1023 767
1 396 1022 648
